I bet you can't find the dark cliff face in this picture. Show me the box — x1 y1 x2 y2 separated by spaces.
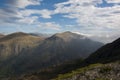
0 31 103 75
85 38 120 64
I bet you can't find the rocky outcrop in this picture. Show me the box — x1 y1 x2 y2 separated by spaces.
54 62 120 80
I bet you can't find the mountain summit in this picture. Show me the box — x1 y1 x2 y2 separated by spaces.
0 32 43 61
0 32 29 42
51 31 86 42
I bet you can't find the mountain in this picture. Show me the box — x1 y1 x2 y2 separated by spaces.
0 31 103 78
20 31 102 68
5 36 120 80
33 31 103 61
0 34 4 38
84 37 120 64
53 37 120 80
0 32 44 62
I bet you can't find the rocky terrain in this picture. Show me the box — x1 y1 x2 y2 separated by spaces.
54 62 120 80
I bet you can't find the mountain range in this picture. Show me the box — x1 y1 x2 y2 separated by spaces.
0 31 103 77
0 31 119 80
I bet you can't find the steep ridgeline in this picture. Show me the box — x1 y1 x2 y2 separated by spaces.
0 31 103 77
0 32 44 62
85 37 120 64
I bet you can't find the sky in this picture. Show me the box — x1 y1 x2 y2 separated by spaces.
0 0 120 43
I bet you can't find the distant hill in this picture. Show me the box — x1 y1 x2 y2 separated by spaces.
0 31 103 78
0 32 44 61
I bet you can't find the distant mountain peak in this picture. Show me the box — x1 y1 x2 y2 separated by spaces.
0 32 35 42
51 31 86 41
9 32 28 36
55 31 75 36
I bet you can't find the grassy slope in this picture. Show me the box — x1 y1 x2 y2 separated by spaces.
53 61 120 80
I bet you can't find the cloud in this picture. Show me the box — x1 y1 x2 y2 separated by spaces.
0 0 41 24
0 0 61 33
16 0 41 8
89 32 120 43
37 22 61 30
20 9 52 19
17 16 38 24
70 31 120 43
6 0 41 8
107 0 120 3
53 0 120 29
0 7 23 24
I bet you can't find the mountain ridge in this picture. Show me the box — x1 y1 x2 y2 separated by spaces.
0 32 44 61
51 31 86 42
0 31 103 79
84 37 120 64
